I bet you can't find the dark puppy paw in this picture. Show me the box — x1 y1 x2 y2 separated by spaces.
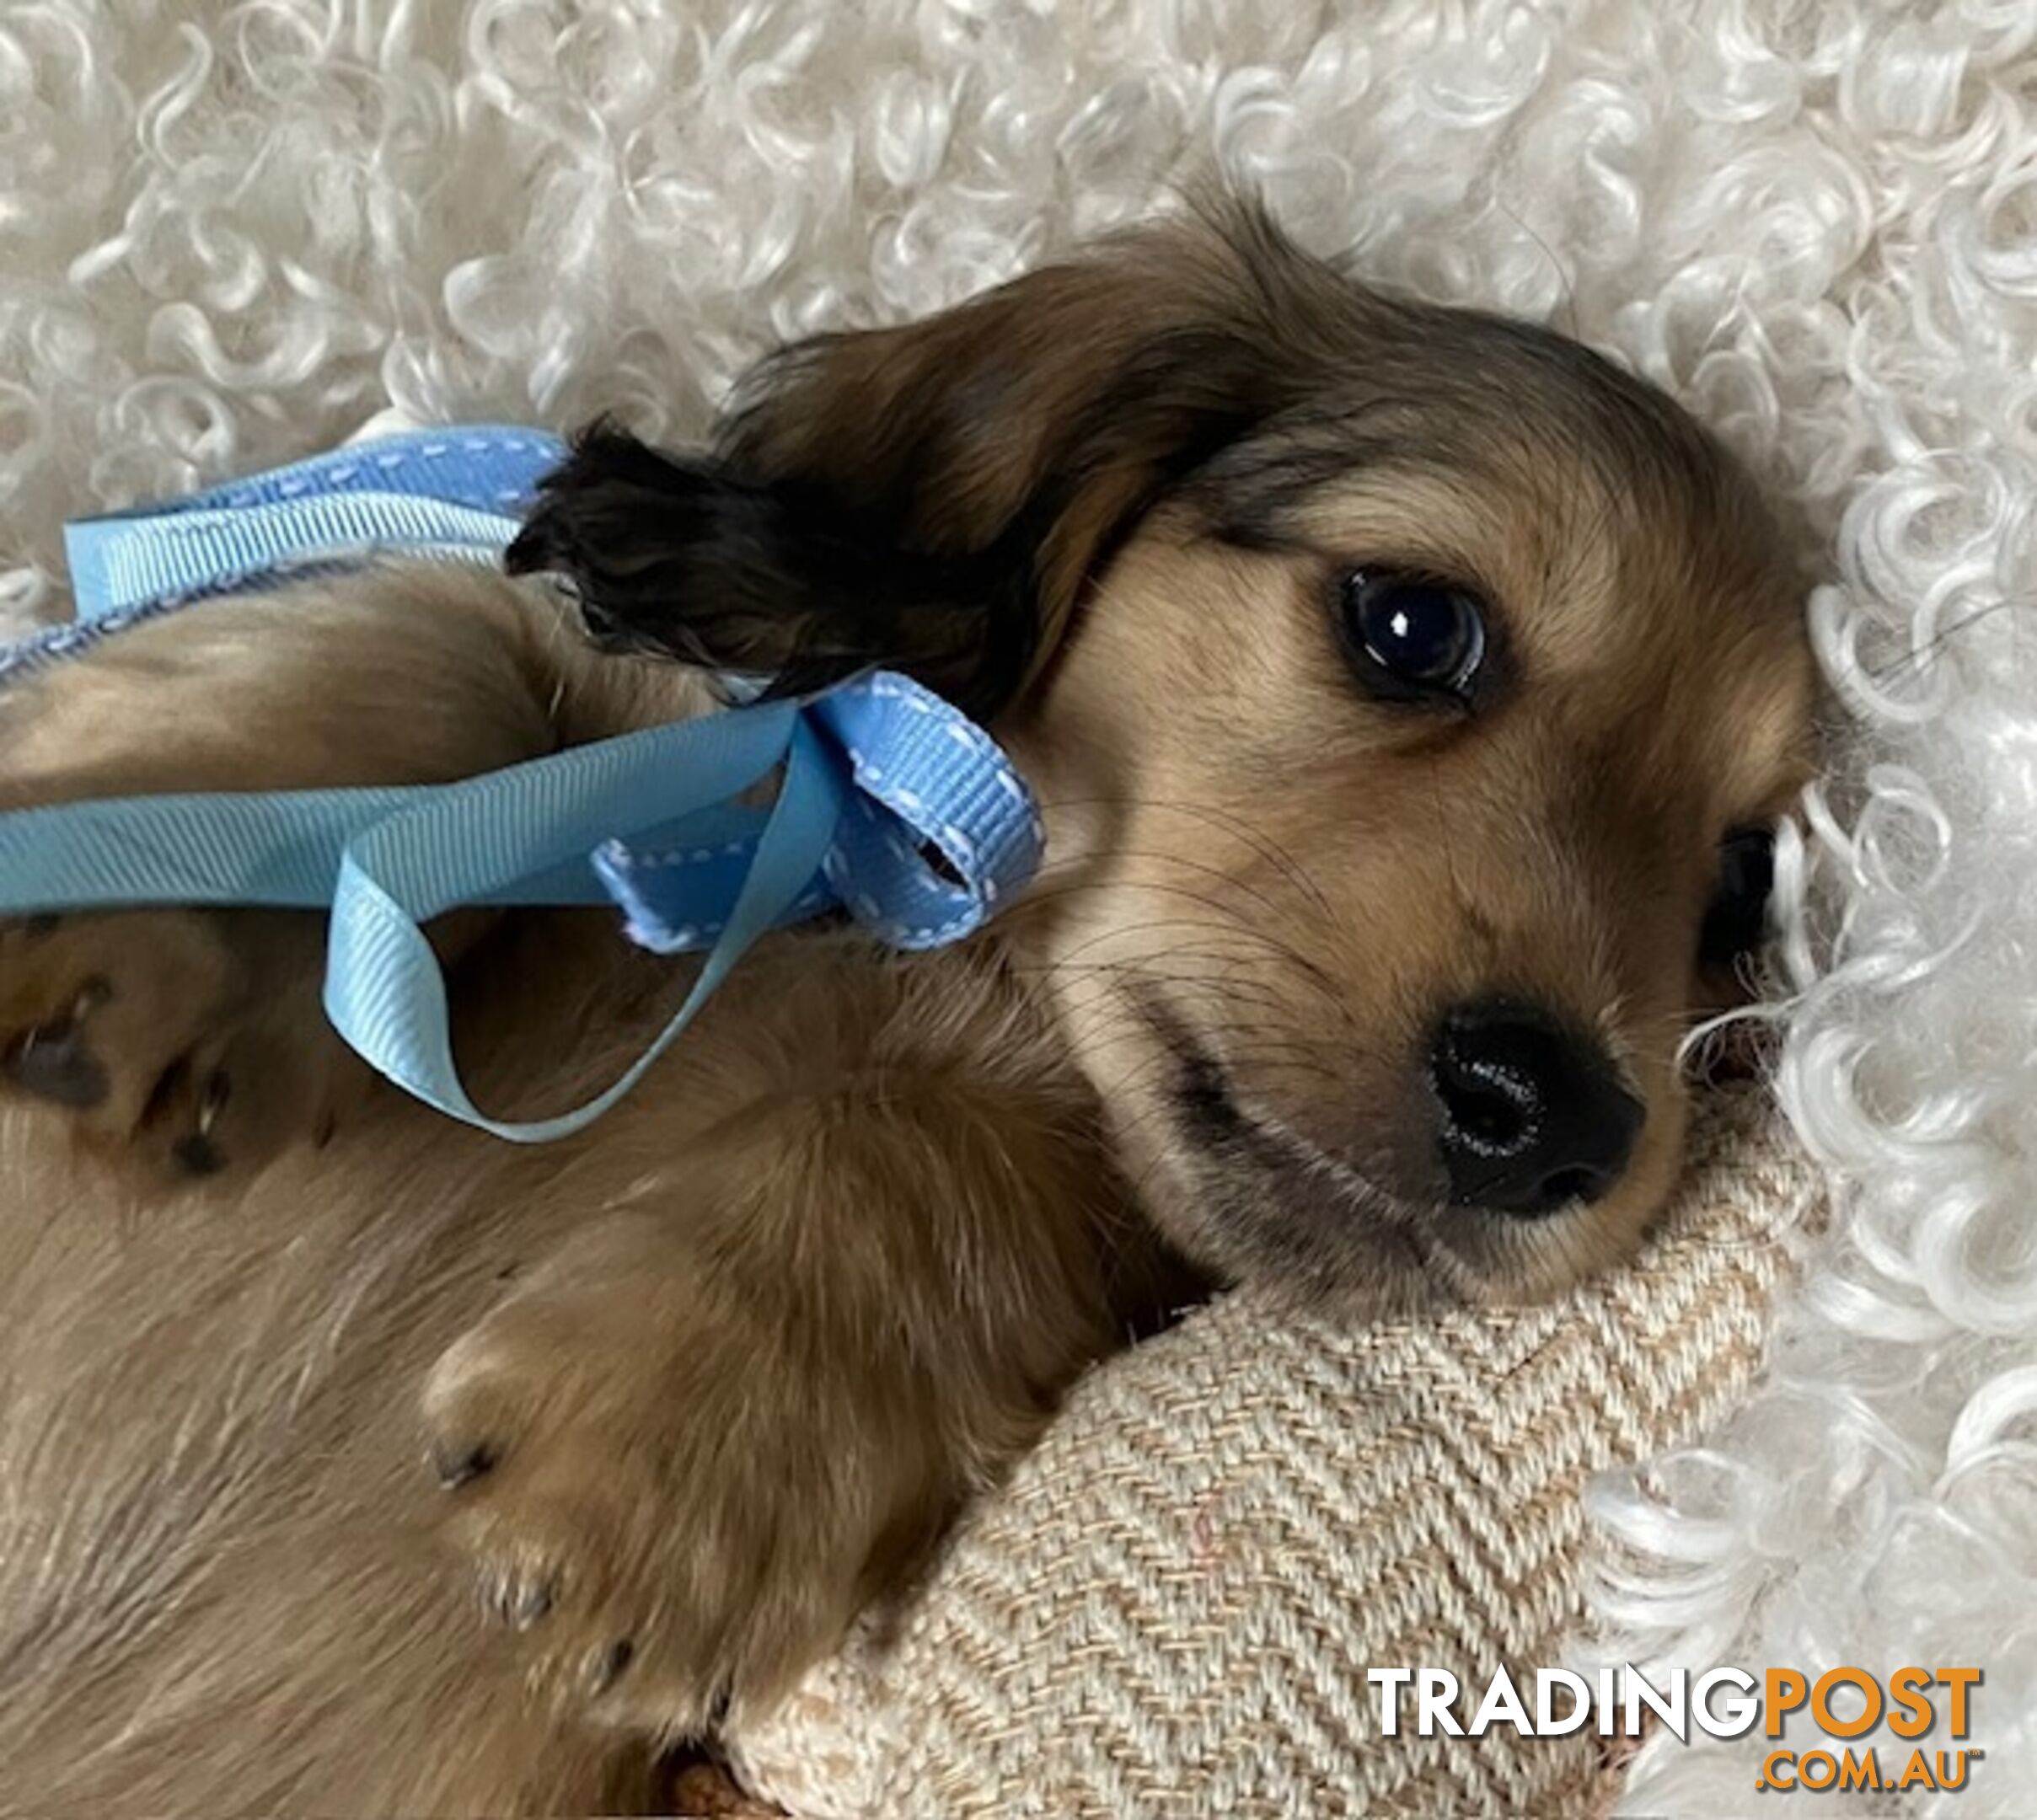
0 908 354 1190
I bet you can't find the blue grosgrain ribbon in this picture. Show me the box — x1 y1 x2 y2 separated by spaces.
0 428 1043 1141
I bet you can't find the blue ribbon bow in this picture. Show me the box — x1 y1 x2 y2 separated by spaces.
0 428 1044 1142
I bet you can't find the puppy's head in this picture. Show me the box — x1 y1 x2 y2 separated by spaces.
511 203 1815 1312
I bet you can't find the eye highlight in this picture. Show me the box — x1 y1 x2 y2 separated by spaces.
1335 569 1488 704
1699 827 1776 967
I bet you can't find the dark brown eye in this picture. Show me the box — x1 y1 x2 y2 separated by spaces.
1700 827 1775 966
1337 569 1488 704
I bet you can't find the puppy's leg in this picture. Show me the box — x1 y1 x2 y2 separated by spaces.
0 567 689 1185
421 942 1150 1740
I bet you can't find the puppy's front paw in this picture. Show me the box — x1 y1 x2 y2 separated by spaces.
422 1214 882 1739
0 908 351 1186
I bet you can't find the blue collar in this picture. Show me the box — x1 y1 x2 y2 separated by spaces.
0 428 1043 1143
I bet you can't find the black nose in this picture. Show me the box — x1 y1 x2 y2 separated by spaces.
1429 999 1644 1216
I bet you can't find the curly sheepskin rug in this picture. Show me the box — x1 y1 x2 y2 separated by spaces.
3 1 2034 1811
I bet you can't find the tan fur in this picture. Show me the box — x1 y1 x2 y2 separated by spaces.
0 215 1814 1814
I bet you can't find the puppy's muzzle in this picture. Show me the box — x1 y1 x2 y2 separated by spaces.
1429 998 1643 1217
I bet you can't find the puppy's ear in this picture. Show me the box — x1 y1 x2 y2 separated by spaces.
506 202 1354 717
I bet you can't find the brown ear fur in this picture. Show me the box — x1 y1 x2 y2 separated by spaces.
506 201 1359 716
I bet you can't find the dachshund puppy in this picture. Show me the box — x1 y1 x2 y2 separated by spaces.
0 205 1813 1814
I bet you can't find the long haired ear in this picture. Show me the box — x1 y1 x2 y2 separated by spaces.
507 200 1354 717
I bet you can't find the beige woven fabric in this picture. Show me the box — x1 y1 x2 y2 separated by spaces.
727 1089 1818 1818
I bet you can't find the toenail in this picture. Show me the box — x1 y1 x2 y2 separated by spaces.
588 1639 635 1695
6 1022 110 1110
172 1132 226 1176
432 1442 496 1490
198 1069 231 1132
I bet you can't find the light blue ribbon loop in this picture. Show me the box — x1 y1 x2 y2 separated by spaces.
65 495 525 624
813 675 1046 950
323 717 844 1142
0 426 1043 1140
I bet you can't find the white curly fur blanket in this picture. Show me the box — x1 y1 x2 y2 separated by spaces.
3 3 2034 1811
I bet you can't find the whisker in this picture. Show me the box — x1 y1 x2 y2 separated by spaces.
1030 793 1341 926
1005 891 1359 1023
1019 846 1300 929
1857 597 2027 688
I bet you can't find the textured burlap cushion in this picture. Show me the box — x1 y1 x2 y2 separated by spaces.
726 1088 1816 1817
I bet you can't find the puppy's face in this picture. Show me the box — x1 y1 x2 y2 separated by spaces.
518 204 1815 1311
1000 383 1813 1309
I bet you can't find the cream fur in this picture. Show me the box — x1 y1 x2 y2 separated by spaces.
3 2 2034 1812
